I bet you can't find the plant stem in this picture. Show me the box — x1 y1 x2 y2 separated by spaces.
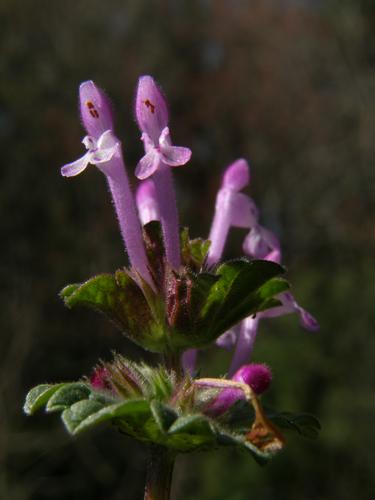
144 446 175 500
163 351 183 379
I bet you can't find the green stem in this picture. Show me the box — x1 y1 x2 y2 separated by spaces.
163 351 183 379
144 446 175 500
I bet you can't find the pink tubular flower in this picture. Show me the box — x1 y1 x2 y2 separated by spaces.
206 159 258 267
61 81 153 287
224 226 319 375
135 76 191 180
135 76 192 269
207 363 272 416
136 179 160 225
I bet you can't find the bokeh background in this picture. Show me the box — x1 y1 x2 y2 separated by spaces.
1 0 375 498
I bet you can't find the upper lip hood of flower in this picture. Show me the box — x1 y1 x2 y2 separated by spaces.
135 75 169 144
79 80 114 138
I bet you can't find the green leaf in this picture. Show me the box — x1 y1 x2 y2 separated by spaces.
61 271 167 352
169 414 214 436
150 400 178 433
46 383 91 412
72 399 151 435
23 383 66 415
167 415 217 451
217 399 255 433
180 227 210 270
62 399 104 433
172 259 288 348
266 410 321 439
205 260 288 331
60 283 80 299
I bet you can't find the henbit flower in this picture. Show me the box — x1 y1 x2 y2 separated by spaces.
226 226 319 375
243 225 319 331
135 76 192 269
136 179 160 225
206 159 259 268
61 81 153 287
206 363 272 416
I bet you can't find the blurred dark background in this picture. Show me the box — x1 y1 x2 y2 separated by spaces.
1 0 375 498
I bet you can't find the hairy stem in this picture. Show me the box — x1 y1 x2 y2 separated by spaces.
163 351 183 380
144 446 175 500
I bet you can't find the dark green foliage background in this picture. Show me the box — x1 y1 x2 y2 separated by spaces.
1 0 374 498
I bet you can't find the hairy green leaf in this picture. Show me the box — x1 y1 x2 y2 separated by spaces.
46 383 91 412
61 271 167 352
23 383 66 415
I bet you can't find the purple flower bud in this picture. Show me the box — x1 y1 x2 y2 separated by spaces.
79 80 114 139
136 179 160 225
206 363 272 416
232 363 272 395
222 158 250 190
90 366 112 391
135 75 169 144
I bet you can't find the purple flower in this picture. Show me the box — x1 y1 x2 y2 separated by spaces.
224 226 319 375
206 159 258 267
135 76 191 180
61 81 153 286
207 363 272 416
135 76 191 269
136 179 160 225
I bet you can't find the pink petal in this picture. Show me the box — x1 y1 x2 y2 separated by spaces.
216 329 238 349
160 145 192 167
243 225 281 260
261 292 319 332
97 130 119 150
90 146 117 164
79 81 114 139
135 76 169 144
135 150 160 180
61 153 90 177
298 307 320 332
229 192 259 228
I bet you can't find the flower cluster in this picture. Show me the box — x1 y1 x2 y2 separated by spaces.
60 75 318 415
24 77 321 499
